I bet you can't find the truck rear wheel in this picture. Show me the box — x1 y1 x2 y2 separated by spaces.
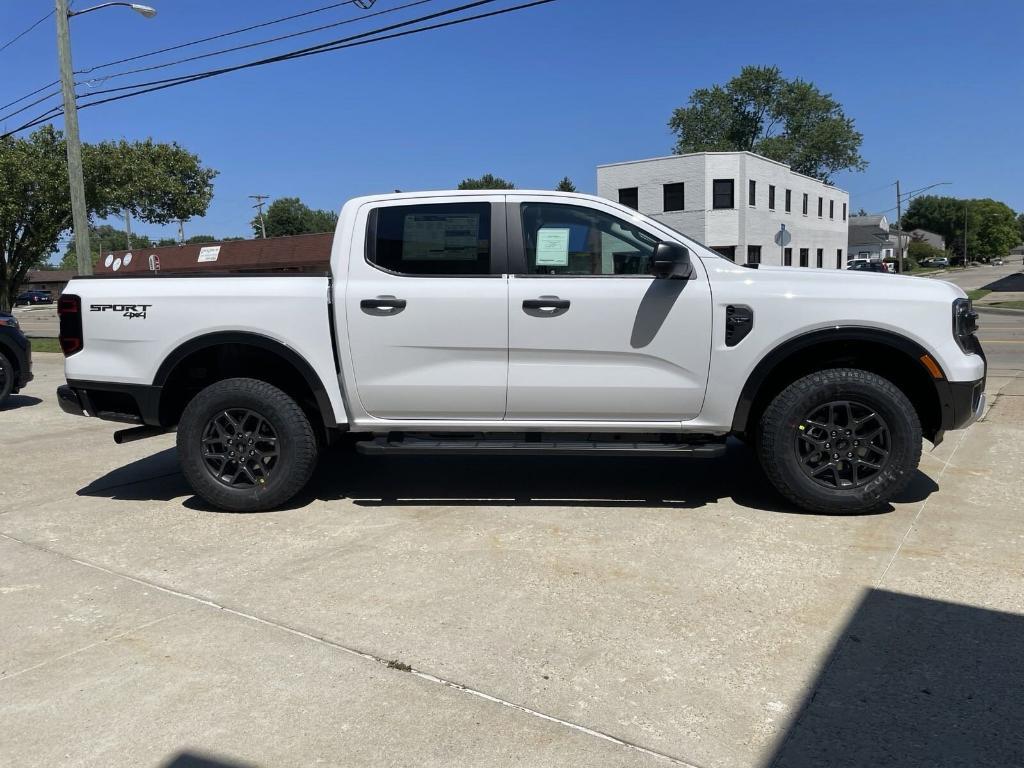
177 377 319 512
757 368 922 514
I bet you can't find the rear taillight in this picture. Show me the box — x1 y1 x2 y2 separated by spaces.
58 294 83 356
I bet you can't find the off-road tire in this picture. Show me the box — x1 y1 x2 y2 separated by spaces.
0 351 14 408
758 368 922 514
177 377 318 512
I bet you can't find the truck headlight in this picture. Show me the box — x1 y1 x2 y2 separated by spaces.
952 298 979 354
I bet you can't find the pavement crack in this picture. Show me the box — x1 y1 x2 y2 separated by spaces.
0 532 702 768
0 611 182 683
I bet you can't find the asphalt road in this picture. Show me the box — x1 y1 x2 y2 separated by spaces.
2 355 1023 768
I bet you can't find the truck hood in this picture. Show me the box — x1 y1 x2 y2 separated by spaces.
702 260 968 303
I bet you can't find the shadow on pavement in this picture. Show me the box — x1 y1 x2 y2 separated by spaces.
769 588 1024 767
0 395 42 412
981 272 1024 292
162 752 255 768
78 439 938 517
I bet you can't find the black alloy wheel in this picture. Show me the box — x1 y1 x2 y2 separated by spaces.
201 408 280 488
795 400 891 490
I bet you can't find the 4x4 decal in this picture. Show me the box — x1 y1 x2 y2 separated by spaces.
90 303 152 320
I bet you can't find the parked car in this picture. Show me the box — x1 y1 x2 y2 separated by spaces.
919 257 950 269
15 290 54 306
847 261 889 273
991 258 1005 266
0 312 33 407
55 190 987 515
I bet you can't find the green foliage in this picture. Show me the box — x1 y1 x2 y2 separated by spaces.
155 237 179 247
0 126 216 310
556 176 577 192
668 65 867 182
1017 212 1024 242
253 197 338 238
902 196 1021 261
184 234 216 244
458 173 515 190
907 239 945 266
59 224 154 269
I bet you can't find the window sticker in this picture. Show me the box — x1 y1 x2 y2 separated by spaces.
402 214 480 261
535 228 571 266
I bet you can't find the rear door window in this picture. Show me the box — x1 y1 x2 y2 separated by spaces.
368 202 493 276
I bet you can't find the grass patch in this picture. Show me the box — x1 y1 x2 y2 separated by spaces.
28 337 61 354
966 289 991 301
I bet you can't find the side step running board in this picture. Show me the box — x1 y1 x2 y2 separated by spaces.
356 436 727 458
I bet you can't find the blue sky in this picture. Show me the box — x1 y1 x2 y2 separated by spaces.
1 0 1022 255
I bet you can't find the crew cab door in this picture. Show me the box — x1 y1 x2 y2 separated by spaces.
343 196 508 419
505 195 712 421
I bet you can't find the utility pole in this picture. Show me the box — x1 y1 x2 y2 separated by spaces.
55 0 92 275
963 204 968 269
178 219 185 244
124 209 132 250
250 195 269 239
895 179 903 274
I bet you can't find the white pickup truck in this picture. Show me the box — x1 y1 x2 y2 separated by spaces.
56 190 986 514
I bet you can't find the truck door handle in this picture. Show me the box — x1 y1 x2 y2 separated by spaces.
523 298 570 312
361 296 407 314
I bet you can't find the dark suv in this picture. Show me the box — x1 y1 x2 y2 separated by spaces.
15 290 53 306
0 312 32 407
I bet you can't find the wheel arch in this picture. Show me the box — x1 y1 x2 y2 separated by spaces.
732 326 952 443
154 331 337 430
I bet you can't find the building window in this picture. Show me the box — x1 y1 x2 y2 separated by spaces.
748 179 756 207
799 248 809 267
712 245 736 261
713 179 735 209
829 200 835 219
768 185 776 210
785 189 792 213
784 247 792 266
802 193 809 215
747 245 762 264
816 248 824 268
836 248 843 269
618 187 639 210
817 197 823 217
663 183 685 212
842 203 847 222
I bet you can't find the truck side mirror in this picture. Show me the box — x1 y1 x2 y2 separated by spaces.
652 242 692 279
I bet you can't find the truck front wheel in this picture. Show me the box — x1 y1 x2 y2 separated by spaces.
177 378 319 512
757 368 922 514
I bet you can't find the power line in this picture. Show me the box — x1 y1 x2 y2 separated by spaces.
74 0 372 75
0 9 53 54
0 87 62 125
0 0 372 119
1 0 559 138
80 0 508 101
79 0 436 86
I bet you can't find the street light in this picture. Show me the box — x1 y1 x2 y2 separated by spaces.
55 0 157 276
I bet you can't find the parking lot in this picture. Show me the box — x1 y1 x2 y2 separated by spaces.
2 343 1023 768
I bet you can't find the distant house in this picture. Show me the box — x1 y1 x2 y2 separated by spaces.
847 215 894 262
910 228 945 251
21 269 77 296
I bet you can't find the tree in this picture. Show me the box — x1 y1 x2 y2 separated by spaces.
253 197 338 238
668 66 867 182
556 176 577 192
458 173 515 190
0 126 216 310
1017 212 1024 243
59 224 154 269
855 207 869 217
185 234 216 244
902 196 1021 262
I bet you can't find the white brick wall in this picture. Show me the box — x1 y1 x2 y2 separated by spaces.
597 152 850 268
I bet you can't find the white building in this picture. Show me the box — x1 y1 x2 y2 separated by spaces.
596 152 850 268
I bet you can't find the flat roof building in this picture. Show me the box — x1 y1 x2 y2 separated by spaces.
597 152 849 269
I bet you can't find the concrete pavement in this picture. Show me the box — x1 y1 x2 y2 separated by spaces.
2 354 1023 768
